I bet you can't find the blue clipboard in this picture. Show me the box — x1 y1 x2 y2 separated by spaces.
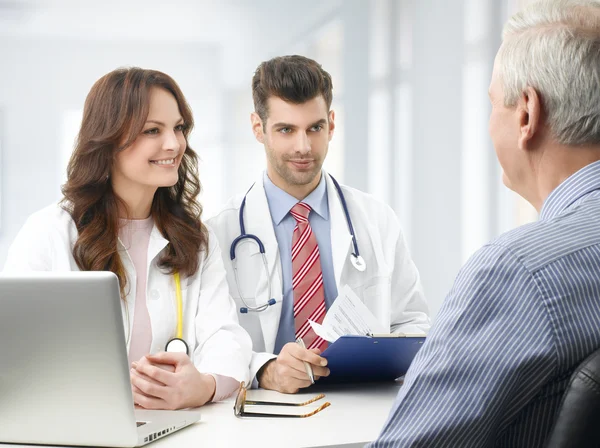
320 335 425 383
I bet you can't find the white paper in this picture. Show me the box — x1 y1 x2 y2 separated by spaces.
309 284 387 343
309 320 341 342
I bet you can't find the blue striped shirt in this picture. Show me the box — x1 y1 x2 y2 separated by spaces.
370 160 600 447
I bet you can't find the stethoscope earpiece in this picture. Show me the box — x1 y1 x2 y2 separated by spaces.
239 297 277 314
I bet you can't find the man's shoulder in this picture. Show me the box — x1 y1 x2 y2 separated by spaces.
336 182 396 217
487 198 600 273
330 181 406 243
204 194 246 246
206 194 245 224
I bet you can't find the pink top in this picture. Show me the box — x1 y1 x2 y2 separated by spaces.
119 217 239 402
120 217 154 367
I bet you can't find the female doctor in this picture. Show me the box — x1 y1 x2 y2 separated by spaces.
4 67 252 409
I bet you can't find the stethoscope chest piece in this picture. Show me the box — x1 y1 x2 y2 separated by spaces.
165 337 189 355
351 254 367 272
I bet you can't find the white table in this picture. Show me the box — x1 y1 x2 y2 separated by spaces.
2 382 401 448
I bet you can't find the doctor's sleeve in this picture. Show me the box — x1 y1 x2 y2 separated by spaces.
388 211 430 334
192 229 252 386
3 213 54 272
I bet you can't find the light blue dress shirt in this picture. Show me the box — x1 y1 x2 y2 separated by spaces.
370 160 600 447
263 171 338 354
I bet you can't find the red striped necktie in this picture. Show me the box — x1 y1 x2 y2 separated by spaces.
290 202 327 350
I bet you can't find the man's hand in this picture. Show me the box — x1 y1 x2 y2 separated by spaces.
130 352 216 410
257 342 329 393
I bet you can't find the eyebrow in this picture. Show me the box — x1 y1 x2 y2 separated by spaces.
271 118 328 130
145 118 184 126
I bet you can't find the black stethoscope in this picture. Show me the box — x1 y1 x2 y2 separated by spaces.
230 174 366 314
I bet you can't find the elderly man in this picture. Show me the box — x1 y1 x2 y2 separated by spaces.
370 0 600 446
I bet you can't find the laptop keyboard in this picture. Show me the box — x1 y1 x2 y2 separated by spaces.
136 422 147 427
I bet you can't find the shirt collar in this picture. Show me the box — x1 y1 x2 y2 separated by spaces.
263 171 329 226
540 160 600 220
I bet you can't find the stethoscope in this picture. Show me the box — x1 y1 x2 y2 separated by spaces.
119 231 188 355
164 272 189 355
123 272 188 355
230 174 366 314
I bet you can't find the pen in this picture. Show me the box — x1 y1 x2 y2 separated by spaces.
295 337 315 384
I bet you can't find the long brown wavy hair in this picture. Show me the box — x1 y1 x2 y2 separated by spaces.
61 67 208 298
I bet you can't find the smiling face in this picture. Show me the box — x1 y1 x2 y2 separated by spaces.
252 95 335 198
111 87 187 198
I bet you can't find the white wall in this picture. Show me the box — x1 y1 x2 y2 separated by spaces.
0 0 530 320
408 0 465 316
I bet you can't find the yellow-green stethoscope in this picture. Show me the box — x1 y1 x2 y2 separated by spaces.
124 272 188 355
164 272 189 355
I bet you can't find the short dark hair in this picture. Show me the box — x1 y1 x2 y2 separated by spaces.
252 55 333 123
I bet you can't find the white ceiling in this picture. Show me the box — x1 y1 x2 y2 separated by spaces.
0 0 342 45
0 0 343 89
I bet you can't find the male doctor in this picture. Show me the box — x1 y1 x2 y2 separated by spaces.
207 55 430 393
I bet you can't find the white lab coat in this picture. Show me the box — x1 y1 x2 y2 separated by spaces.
206 172 430 384
4 204 252 384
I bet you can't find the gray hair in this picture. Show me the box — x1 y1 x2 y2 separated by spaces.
498 0 600 146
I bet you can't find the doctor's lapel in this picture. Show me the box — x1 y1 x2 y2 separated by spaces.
146 225 173 346
244 175 283 353
147 225 170 264
117 237 139 350
326 174 353 288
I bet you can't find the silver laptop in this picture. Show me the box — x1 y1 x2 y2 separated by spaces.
0 271 201 447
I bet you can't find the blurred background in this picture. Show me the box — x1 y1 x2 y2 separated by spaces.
0 0 538 320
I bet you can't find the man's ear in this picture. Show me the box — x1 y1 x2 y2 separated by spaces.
251 112 265 144
517 86 541 151
328 110 335 141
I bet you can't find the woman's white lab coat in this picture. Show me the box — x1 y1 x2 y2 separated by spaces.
4 204 252 384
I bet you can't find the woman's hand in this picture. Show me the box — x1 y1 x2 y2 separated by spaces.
130 352 216 410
